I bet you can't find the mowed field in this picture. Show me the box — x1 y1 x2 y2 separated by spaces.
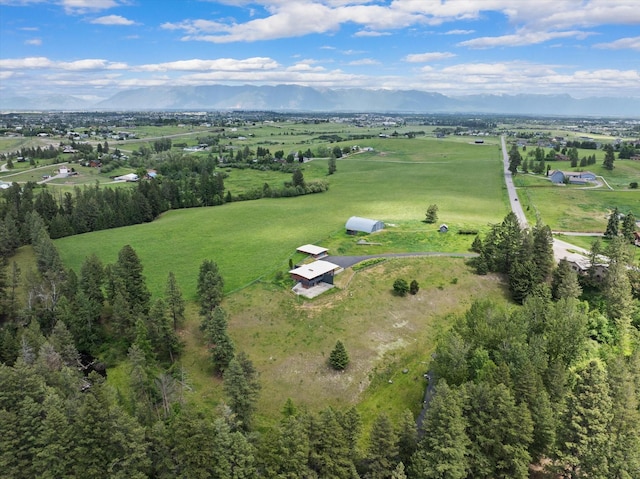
51 134 511 423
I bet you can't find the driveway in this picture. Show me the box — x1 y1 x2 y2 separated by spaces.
501 135 528 228
325 251 478 269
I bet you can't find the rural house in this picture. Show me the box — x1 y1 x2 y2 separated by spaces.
549 170 596 185
345 216 384 234
289 260 341 288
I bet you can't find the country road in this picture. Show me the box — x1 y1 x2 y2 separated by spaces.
500 136 595 264
500 136 528 228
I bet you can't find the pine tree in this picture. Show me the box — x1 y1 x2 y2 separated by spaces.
366 413 399 479
197 259 224 315
621 211 636 244
308 407 359 479
202 306 235 374
604 207 620 239
223 353 260 431
602 143 615 170
531 220 554 283
329 340 350 370
409 381 469 479
425 204 439 223
606 354 640 479
464 382 533 479
328 155 337 175
551 259 582 300
79 253 105 306
556 359 613 479
164 271 185 331
409 280 420 295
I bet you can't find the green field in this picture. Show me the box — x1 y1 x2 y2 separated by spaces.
56 137 507 298
514 159 640 232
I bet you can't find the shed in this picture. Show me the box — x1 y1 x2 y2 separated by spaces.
439 224 449 233
296 244 329 259
345 216 384 235
289 260 341 289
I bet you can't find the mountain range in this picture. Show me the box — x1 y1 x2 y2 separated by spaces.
2 85 639 117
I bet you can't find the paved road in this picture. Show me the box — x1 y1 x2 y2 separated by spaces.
501 135 528 228
325 251 478 269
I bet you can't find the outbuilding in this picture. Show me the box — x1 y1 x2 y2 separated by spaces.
439 224 449 233
345 216 384 235
296 244 329 259
289 260 341 288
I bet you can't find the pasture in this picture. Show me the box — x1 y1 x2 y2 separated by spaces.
514 159 640 232
56 137 507 298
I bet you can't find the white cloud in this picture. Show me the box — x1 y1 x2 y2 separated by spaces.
354 30 391 37
137 57 280 72
445 29 474 35
594 36 640 51
60 0 120 14
0 56 127 70
90 15 137 26
348 58 380 66
459 29 593 49
404 52 456 62
25 38 42 45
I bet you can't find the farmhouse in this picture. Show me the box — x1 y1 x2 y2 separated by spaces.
289 260 341 289
345 216 384 235
296 244 328 259
549 170 596 185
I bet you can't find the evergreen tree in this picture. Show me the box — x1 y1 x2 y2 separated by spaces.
328 155 337 175
223 353 260 431
197 259 224 315
409 280 419 295
164 271 185 331
531 220 554 283
602 143 615 170
258 415 313 478
393 278 409 297
551 259 582 300
556 359 613 479
329 340 350 370
606 354 640 479
604 207 620 239
111 245 151 317
464 382 533 479
202 306 235 374
396 409 418 468
425 204 439 223
292 169 305 188
79 253 105 306
621 211 636 244
409 381 469 479
308 407 359 479
366 413 399 479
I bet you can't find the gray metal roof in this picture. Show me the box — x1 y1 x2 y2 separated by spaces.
345 216 384 233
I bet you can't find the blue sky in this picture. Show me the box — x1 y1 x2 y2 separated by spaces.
1 0 639 100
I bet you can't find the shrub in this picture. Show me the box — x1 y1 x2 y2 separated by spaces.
631 182 638 189
393 278 409 297
409 280 419 295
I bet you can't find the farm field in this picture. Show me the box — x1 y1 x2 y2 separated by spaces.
56 136 507 298
513 159 640 232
